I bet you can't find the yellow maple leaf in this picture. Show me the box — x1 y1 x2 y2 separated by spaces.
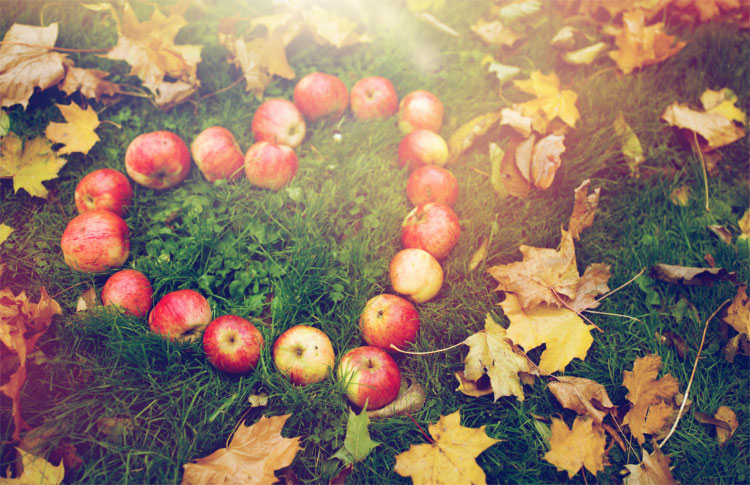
0 224 13 245
1 447 64 485
0 23 68 109
181 414 301 485
457 314 531 401
44 102 101 155
393 410 499 485
723 285 749 336
500 293 594 374
302 6 373 48
544 416 608 479
607 9 686 75
0 132 68 199
513 71 580 133
701 87 746 124
622 354 680 444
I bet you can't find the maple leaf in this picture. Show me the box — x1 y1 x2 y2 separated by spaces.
0 224 13 245
622 354 680 444
566 263 611 314
548 376 616 424
513 71 580 134
44 102 101 155
723 285 749 336
622 442 677 485
181 414 302 485
671 0 742 22
456 314 531 401
568 179 600 241
58 65 122 102
607 9 686 75
0 23 68 109
543 416 608 479
1 447 64 485
613 112 645 176
661 95 746 151
500 293 594 374
332 406 379 466
393 410 499 485
0 132 68 199
302 6 373 48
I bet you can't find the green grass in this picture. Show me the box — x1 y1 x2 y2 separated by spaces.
1 0 749 483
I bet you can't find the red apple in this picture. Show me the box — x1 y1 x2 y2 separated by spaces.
272 325 336 385
398 90 444 134
251 99 306 149
124 130 191 190
203 315 264 374
350 76 398 120
401 203 461 261
191 126 245 182
337 346 401 410
397 129 449 170
293 72 349 122
244 141 298 191
359 294 420 351
74 168 133 217
101 269 153 318
389 248 443 303
406 165 459 207
148 289 212 341
60 210 129 273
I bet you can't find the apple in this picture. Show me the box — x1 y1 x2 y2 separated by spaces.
74 168 133 217
293 72 349 122
406 165 459 207
101 269 153 318
244 141 299 191
349 76 398 120
272 325 335 385
398 89 444 134
251 99 306 149
148 289 212 341
203 315 264 374
61 209 129 273
337 346 401 410
389 248 443 303
401 202 461 261
397 129 449 170
191 126 245 182
124 130 191 190
359 294 420 351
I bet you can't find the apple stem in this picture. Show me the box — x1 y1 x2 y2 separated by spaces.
389 341 464 355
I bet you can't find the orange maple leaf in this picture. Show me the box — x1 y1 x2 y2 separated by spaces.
544 416 608 479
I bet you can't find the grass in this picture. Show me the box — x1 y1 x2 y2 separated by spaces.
1 0 749 483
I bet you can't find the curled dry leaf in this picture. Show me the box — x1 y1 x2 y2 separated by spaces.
500 107 533 137
447 111 502 163
562 42 607 65
713 406 738 444
58 65 121 102
650 263 736 286
497 137 532 198
367 379 426 419
568 179 600 241
723 333 749 363
723 285 749 336
622 441 677 485
0 132 68 200
670 185 690 206
75 287 100 313
707 225 733 245
547 375 616 424
544 416 608 479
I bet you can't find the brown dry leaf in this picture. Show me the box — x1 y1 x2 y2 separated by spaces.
470 18 520 46
714 406 738 444
661 102 745 151
529 134 565 190
670 185 690 206
622 354 680 444
367 379 426 419
562 42 608 65
568 179 600 240
2 447 64 485
613 112 645 175
548 376 616 424
44 102 101 155
58 65 121 102
393 410 499 485
607 9 686 75
0 132 68 199
497 137 532 198
500 293 594 374
0 23 68 109
567 263 611 313
448 111 502 163
102 2 202 109
544 416 608 479
457 314 531 401
513 71 580 134
181 414 302 485
707 225 733 245
723 285 749 336
650 263 736 286
622 442 678 485
75 287 100 313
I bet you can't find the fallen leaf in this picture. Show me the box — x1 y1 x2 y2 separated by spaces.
567 263 611 313
393 410 499 485
650 263 736 286
662 101 745 151
19 425 83 471
622 441 677 485
530 134 565 190
44 102 101 155
544 416 608 479
713 406 739 444
482 57 521 85
447 111 502 163
0 110 10 136
182 414 302 485
468 238 489 271
670 185 690 206
0 132 68 199
332 406 379 466
568 179 601 240
2 447 64 485
0 23 68 109
75 287 100 313
497 137 532 198
737 208 750 244
671 0 743 23
722 333 748 362
248 393 269 408
622 354 680 444
328 464 353 485
513 71 580 134
655 330 687 360
470 19 520 46
457 314 531 401
707 225 732 245
563 42 607 65
367 378 426 419
607 9 686 75
302 6 372 48
498 0 542 22
550 26 576 48
499 107 533 137
58 65 122 102
548 376 616 424
96 417 135 441
701 87 746 124
723 285 749 336
514 134 536 182
613 112 645 175
0 224 13 245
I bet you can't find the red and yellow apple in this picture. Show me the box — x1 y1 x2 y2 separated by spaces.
401 202 461 261
251 99 306 149
148 289 212 341
191 126 245 182
293 72 349 122
397 129 449 170
337 346 401 410
60 210 130 273
359 294 420 351
389 248 443 303
244 141 299 191
101 269 153 318
406 165 459 207
74 168 133 217
124 130 191 190
350 76 398 120
203 315 264 374
272 325 336 385
398 89 444 134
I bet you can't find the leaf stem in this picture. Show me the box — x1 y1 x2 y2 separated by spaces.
406 413 434 444
583 310 643 326
596 267 646 302
0 40 110 53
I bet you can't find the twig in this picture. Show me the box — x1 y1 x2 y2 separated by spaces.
390 340 465 355
197 76 244 102
659 298 731 447
596 267 646 302
50 281 88 299
693 131 710 212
